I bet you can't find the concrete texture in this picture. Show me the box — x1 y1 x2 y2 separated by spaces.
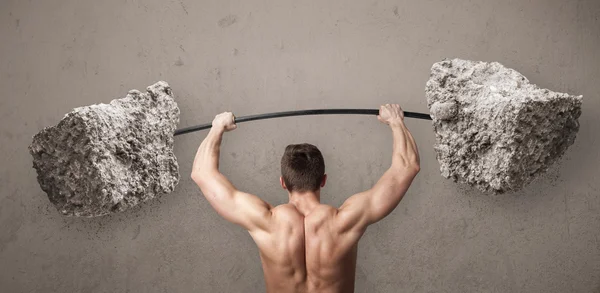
1 0 599 292
426 59 582 193
29 81 180 217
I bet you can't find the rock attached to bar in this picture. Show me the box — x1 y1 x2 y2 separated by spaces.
29 81 180 217
426 59 582 193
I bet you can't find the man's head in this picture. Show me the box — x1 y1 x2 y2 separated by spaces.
280 143 326 193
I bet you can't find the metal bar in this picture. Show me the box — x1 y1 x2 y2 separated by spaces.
174 109 431 136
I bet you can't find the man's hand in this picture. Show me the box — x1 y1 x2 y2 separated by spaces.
377 104 404 126
212 112 237 132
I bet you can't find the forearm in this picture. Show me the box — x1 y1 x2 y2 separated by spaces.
389 122 420 171
192 126 225 176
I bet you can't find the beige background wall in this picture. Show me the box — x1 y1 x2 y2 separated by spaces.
1 0 599 292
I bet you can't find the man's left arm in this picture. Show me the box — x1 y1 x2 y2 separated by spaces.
191 112 272 233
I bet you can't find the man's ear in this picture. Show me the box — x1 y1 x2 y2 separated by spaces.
321 174 327 188
280 176 287 190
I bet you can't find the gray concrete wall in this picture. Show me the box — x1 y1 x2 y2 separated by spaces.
1 0 599 292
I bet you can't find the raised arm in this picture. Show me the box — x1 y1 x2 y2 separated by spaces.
336 104 420 234
191 112 273 233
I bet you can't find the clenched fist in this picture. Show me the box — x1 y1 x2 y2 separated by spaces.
377 104 404 126
212 112 237 132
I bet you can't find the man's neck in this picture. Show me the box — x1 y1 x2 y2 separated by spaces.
288 190 321 216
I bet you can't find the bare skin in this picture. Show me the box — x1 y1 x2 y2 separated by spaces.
192 104 420 293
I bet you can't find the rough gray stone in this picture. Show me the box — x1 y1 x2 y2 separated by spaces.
426 59 582 193
29 81 180 217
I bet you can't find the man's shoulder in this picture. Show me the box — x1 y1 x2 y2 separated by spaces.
272 203 298 212
271 204 304 220
305 204 339 223
315 203 339 213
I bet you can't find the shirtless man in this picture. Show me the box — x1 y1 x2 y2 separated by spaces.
191 104 420 293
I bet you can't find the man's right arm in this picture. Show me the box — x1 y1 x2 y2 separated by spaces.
335 104 420 234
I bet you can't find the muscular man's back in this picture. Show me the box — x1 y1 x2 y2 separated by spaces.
250 204 308 292
192 104 420 293
250 204 363 293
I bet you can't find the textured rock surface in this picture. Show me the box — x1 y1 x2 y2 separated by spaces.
426 59 582 193
29 81 180 217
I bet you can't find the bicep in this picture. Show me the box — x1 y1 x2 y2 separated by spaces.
336 167 417 232
227 190 272 231
335 190 372 234
367 168 416 222
193 172 272 232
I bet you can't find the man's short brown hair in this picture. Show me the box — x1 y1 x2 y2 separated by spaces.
281 143 325 192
